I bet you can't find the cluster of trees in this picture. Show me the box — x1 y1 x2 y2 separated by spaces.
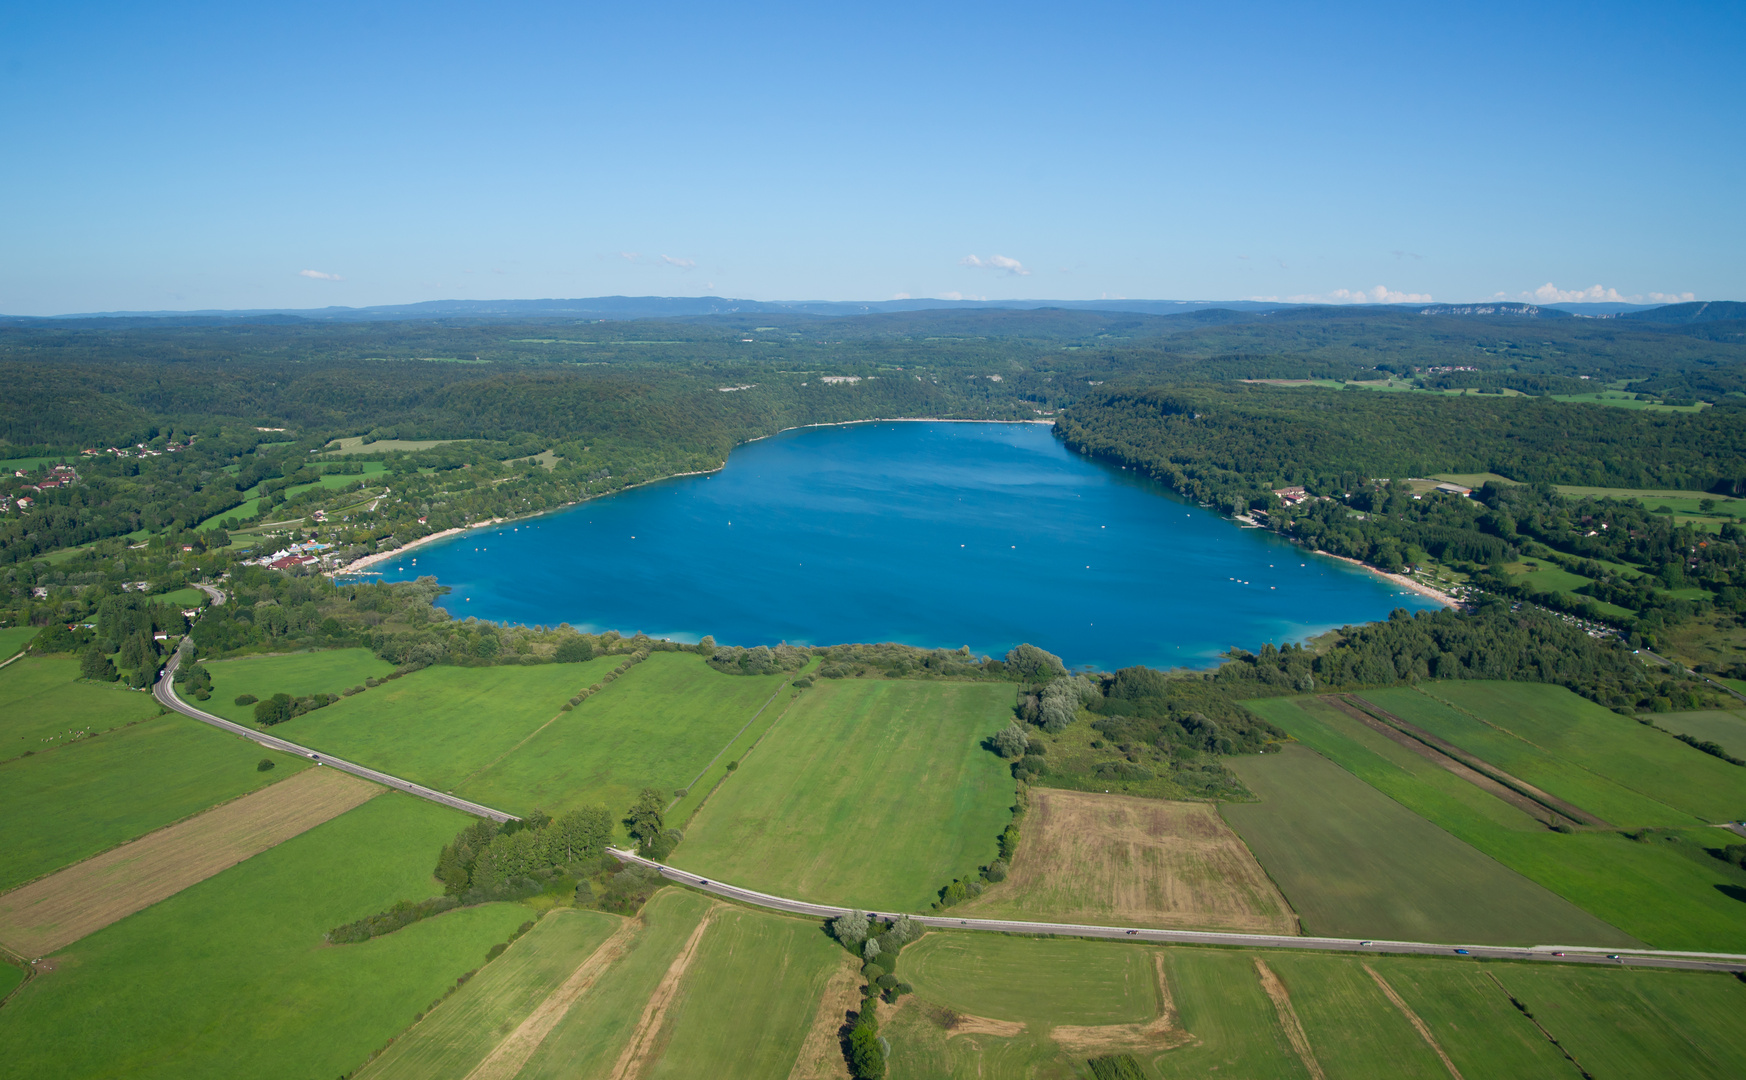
434 807 614 903
828 910 924 1078
704 641 809 676
813 642 997 681
248 691 340 726
624 788 683 861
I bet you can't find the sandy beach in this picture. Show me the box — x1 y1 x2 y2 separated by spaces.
333 520 503 575
1314 551 1462 608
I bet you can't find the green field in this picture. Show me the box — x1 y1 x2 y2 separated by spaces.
517 888 714 1080
0 794 527 1080
678 678 1017 911
0 655 164 758
363 907 622 1080
1149 948 1306 1080
232 656 618 794
202 648 400 723
643 905 845 1080
149 586 208 609
1407 681 1744 822
903 932 1160 1026
0 715 313 891
1494 964 1746 1078
1358 686 1703 827
1248 696 1746 951
1221 742 1633 946
1655 709 1746 760
457 651 796 820
1363 955 1587 1077
0 626 39 658
323 437 455 454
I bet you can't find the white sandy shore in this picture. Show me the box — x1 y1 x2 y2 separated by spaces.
335 522 497 575
1314 551 1462 608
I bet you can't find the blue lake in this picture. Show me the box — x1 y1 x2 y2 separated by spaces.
365 421 1438 670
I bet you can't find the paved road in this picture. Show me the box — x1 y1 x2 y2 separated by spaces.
154 653 518 823
190 582 227 606
607 849 1746 974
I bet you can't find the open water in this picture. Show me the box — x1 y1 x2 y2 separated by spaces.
364 421 1438 670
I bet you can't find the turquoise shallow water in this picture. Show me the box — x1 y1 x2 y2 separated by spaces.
365 421 1437 670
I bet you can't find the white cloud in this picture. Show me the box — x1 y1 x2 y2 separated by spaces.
937 291 986 301
619 251 641 262
960 254 1031 276
659 255 696 270
891 292 912 300
298 269 342 281
1523 283 1696 306
1284 286 1432 304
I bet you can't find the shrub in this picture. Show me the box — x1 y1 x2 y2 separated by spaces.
847 1024 886 1079
1087 1054 1146 1080
327 895 459 944
792 675 814 688
485 943 507 961
342 685 364 696
726 760 738 771
862 963 886 982
983 860 1008 883
673 788 688 798
234 693 259 706
256 758 275 772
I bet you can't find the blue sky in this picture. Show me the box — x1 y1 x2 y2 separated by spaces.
1 1 1741 314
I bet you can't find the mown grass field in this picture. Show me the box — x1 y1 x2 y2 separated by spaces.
0 655 165 758
1249 696 1746 951
1262 953 1453 1079
244 657 617 793
961 789 1298 934
903 932 1160 1026
0 625 39 658
642 905 845 1080
363 907 623 1080
1221 742 1632 945
678 678 1017 912
458 651 794 820
1358 687 1700 827
0 794 527 1080
517 888 715 1080
1148 948 1305 1080
1382 681 1743 823
1655 709 1746 759
1494 963 1746 1078
0 715 312 892
202 648 400 724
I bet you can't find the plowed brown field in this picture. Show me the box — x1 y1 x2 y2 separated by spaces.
963 788 1299 934
0 767 379 956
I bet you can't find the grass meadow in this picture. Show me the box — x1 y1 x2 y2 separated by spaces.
641 905 845 1080
0 715 312 892
363 907 623 1080
241 657 618 793
0 794 527 1080
457 651 794 821
1493 963 1746 1078
1149 948 1306 1080
1221 742 1632 946
1655 709 1746 759
677 678 1017 912
0 625 39 658
1381 681 1743 823
516 888 715 1080
902 932 1160 1026
202 648 399 721
1356 687 1698 827
1249 696 1746 951
0 655 165 759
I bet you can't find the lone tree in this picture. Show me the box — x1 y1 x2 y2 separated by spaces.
1004 643 1066 680
992 723 1029 759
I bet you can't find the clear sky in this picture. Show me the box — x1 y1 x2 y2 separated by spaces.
2 1 1741 315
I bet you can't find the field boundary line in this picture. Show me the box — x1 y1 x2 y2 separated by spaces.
1254 957 1325 1080
1483 970 1592 1078
1364 963 1463 1079
459 914 642 1080
608 903 719 1080
673 682 808 829
786 952 862 1080
667 675 797 814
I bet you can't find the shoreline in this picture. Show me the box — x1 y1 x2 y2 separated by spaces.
335 521 501 575
1312 551 1462 608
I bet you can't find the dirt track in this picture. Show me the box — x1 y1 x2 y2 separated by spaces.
0 767 379 956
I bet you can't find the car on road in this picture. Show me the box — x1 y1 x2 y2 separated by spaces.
1454 949 1470 955
1607 954 1621 961
1125 929 1139 935
1552 951 1565 956
1359 940 1371 946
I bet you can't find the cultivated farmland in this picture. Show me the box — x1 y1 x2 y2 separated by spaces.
677 678 1017 911
1250 694 1746 951
0 795 528 1080
902 932 1161 1027
961 789 1298 934
362 907 623 1080
0 714 313 891
1220 744 1631 945
0 654 165 757
0 766 380 955
1655 708 1746 759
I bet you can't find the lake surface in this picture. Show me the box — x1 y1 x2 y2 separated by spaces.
366 422 1438 670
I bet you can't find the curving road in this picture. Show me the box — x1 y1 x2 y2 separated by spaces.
154 653 518 823
148 653 1746 973
606 848 1746 974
